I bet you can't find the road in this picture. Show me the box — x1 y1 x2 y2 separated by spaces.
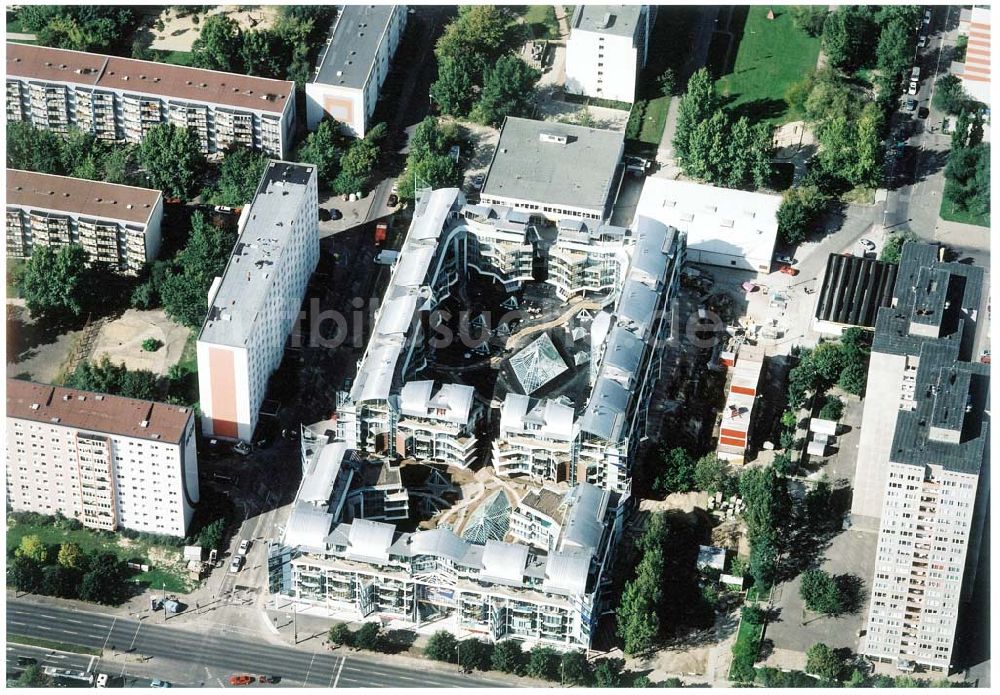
6 599 510 688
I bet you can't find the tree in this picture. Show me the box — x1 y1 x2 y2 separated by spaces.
490 639 522 673
354 622 380 651
879 230 919 264
739 467 789 588
818 396 844 421
430 55 479 117
632 675 652 688
559 650 591 686
137 123 206 199
693 455 735 496
592 658 623 687
821 6 878 73
328 623 352 648
932 74 969 115
7 121 64 174
295 118 347 190
876 17 913 83
333 137 381 196
435 6 519 72
526 645 560 681
18 6 138 53
239 29 289 80
203 148 269 206
776 184 828 244
851 102 885 188
652 447 696 496
42 564 79 599
805 642 846 681
159 212 237 328
67 356 160 400
617 545 664 655
425 630 458 662
458 639 492 671
800 569 855 616
197 518 226 551
8 555 44 594
78 554 130 605
19 245 93 322
791 6 828 36
57 542 84 570
470 55 541 127
16 535 49 564
811 342 846 385
15 664 54 688
191 14 242 72
741 605 766 625
399 154 462 201
673 68 717 165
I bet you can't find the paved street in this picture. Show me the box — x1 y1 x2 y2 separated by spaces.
6 599 511 688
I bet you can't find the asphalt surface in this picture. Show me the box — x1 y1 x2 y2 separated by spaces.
6 599 510 688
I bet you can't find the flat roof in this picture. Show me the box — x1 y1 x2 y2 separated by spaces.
7 379 191 444
815 253 898 328
572 5 643 38
314 5 396 90
7 169 161 226
636 177 780 263
482 117 624 212
8 42 293 114
199 161 316 347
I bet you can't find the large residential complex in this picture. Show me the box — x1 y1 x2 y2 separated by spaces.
853 244 989 673
954 6 991 106
197 161 319 443
636 178 781 274
480 117 625 222
6 169 163 275
565 5 653 104
305 4 407 137
7 42 296 158
6 379 199 537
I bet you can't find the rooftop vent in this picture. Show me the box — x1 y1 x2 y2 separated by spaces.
96 395 104 401
50 417 60 423
139 419 149 428
30 403 39 410
599 12 613 28
78 395 86 401
539 132 569 145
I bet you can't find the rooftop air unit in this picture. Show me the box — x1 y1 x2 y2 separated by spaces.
539 132 569 145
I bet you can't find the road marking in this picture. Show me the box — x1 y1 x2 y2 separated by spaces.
332 655 346 688
34 625 53 631
65 619 83 625
37 614 60 620
303 650 318 685
87 656 96 673
63 629 80 635
9 620 27 626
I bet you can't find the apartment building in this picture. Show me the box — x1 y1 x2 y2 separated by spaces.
395 381 483 469
7 42 295 158
862 344 989 673
953 6 991 106
480 117 625 222
636 178 781 274
271 481 623 648
565 5 652 104
6 380 199 537
578 216 684 493
507 483 609 553
716 344 765 464
197 162 319 443
306 5 407 137
547 219 628 300
494 394 575 482
7 169 162 275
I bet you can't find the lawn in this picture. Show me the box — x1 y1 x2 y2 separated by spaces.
940 196 990 228
7 518 194 593
715 6 822 125
639 95 670 145
728 616 765 682
149 48 196 67
520 5 560 40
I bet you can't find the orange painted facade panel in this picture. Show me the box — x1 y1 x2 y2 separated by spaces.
208 346 238 439
719 436 745 447
731 385 756 397
720 428 748 440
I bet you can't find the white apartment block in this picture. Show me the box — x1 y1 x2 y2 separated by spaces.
7 169 163 276
197 162 319 443
395 381 483 469
494 394 575 482
509 484 577 552
305 5 407 137
565 5 652 104
6 380 199 537
953 7 991 106
547 219 628 300
7 42 296 158
271 483 623 649
480 117 625 222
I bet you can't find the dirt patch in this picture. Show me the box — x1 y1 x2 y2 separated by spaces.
6 304 87 384
148 5 280 53
89 309 191 376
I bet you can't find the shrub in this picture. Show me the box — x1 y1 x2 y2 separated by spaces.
490 639 523 674
425 630 457 662
741 605 766 625
328 623 352 648
818 395 844 421
142 338 164 352
354 622 380 651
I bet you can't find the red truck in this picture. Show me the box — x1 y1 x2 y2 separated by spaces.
374 222 388 246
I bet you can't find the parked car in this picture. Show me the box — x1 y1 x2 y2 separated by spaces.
858 238 876 252
923 9 931 25
472 174 485 190
917 106 929 119
773 254 795 265
917 35 927 49
229 555 245 574
387 193 399 207
907 79 919 95
213 205 235 214
229 675 255 686
329 208 343 221
905 98 918 112
16 657 37 667
232 441 252 457
257 675 279 684
238 539 252 556
150 680 171 688
779 265 799 276
449 145 460 163
318 208 331 222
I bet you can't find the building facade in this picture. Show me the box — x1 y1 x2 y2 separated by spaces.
6 380 199 537
716 344 765 464
494 394 576 482
197 162 319 442
565 5 652 104
305 5 407 137
395 381 483 469
7 169 163 275
953 7 991 106
7 42 295 158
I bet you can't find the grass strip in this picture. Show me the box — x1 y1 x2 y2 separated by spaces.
8 632 102 656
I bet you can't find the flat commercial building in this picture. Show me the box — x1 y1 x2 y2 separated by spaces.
305 5 407 137
7 42 295 158
7 169 163 275
197 162 319 443
6 380 199 537
635 178 781 273
480 117 625 222
565 5 652 104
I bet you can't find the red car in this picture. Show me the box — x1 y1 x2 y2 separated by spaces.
779 265 800 276
229 675 254 686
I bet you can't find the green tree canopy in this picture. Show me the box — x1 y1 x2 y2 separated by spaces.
57 542 85 569
8 555 44 594
694 455 736 496
776 184 829 244
933 74 970 115
334 135 382 196
821 6 878 73
159 211 237 328
790 6 828 36
425 630 458 662
327 623 353 647
560 650 591 686
191 14 242 72
78 553 131 605
66 356 160 401
203 148 269 207
430 55 480 117
805 642 846 681
197 518 227 551
354 622 380 651
526 645 560 681
470 55 541 127
673 68 718 164
15 664 54 688
19 245 94 322
295 118 348 190
16 534 49 563
137 123 206 199
653 447 696 496
490 639 523 673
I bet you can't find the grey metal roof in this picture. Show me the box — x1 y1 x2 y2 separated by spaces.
559 482 608 551
300 440 348 505
571 5 644 39
481 117 624 213
601 326 643 384
815 253 898 328
629 216 675 285
314 5 397 90
199 161 316 347
408 527 469 563
284 501 334 552
889 341 989 475
347 519 396 562
580 376 629 442
616 278 658 340
481 540 530 584
542 550 590 595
